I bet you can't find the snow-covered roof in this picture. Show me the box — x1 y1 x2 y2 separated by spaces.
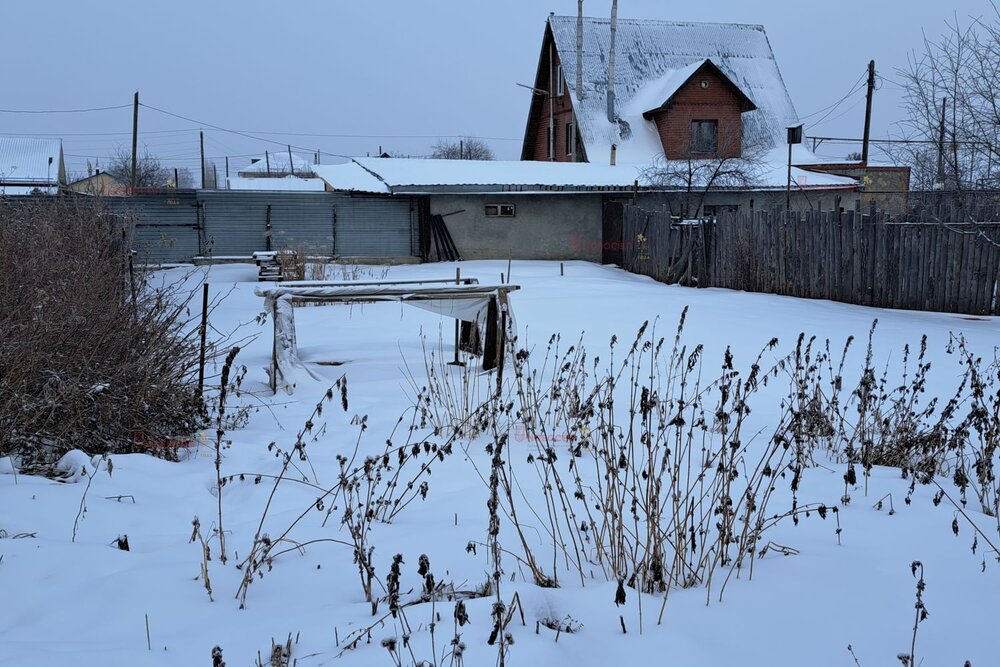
227 175 327 191
0 136 65 186
311 162 392 194
545 16 801 165
239 151 315 175
314 158 646 194
312 155 855 195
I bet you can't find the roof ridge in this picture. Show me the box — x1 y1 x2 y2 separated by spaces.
549 15 766 30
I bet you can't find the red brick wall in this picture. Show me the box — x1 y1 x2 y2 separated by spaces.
525 32 582 162
648 69 744 160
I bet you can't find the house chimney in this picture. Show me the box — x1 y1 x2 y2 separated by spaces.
606 0 618 123
576 0 585 101
610 144 617 166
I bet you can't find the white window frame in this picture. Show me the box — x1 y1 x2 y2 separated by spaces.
556 65 565 96
565 121 576 157
485 204 516 218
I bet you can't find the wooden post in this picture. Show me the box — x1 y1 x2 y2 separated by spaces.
199 130 205 189
265 150 271 176
449 267 464 366
130 91 139 192
197 283 209 400
786 141 793 211
861 60 875 165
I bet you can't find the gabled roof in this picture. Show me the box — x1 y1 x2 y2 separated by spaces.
638 59 757 119
0 136 65 186
544 16 801 165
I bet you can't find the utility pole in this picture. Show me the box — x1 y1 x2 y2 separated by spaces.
459 139 464 160
861 60 875 165
225 156 229 189
130 91 139 192
936 97 948 186
288 145 294 175
199 130 205 189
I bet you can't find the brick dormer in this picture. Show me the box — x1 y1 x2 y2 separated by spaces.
641 60 757 160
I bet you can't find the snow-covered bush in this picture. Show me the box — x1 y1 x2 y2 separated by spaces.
0 198 206 468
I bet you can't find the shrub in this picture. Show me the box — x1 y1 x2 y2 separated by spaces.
0 197 206 467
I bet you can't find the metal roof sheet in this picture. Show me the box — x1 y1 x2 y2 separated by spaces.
0 136 64 185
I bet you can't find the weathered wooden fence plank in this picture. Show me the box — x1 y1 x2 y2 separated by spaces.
620 204 1000 316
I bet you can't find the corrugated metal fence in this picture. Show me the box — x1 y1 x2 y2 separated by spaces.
622 205 1000 316
108 190 419 263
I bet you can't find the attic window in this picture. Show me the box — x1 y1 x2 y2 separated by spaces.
699 79 710 89
485 204 516 217
565 121 576 157
557 65 565 96
691 120 718 154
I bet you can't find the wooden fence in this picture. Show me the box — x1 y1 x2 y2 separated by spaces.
622 206 1000 316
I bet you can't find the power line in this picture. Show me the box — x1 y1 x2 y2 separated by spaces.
799 70 868 123
138 102 355 158
231 129 522 141
0 103 131 114
0 128 196 137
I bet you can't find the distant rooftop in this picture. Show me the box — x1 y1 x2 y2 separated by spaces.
0 136 65 187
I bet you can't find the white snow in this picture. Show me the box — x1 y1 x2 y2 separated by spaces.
314 158 647 194
2 260 999 667
226 175 327 191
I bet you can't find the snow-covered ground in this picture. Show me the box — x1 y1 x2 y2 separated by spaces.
2 260 998 667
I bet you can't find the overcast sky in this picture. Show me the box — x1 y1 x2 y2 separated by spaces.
1 0 990 177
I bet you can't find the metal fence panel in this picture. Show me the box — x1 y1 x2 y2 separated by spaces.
107 193 200 263
335 196 415 257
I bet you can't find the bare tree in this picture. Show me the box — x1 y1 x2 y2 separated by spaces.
105 146 171 189
430 137 495 160
892 8 1000 192
641 128 768 218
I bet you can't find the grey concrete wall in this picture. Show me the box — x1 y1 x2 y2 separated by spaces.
430 193 604 262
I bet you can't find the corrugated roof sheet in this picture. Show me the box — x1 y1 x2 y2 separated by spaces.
547 16 801 165
227 175 327 191
312 158 645 193
0 137 64 185
312 157 854 194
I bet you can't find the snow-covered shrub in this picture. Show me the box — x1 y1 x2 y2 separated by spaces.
0 198 206 468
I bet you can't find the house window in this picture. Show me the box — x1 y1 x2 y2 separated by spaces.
485 204 516 217
691 120 718 154
557 65 565 96
565 121 576 157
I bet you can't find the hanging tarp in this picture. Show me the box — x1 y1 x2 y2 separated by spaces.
256 281 519 394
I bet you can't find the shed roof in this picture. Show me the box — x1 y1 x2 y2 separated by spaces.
0 136 65 186
543 16 800 165
227 175 327 191
314 158 645 194
312 155 856 195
